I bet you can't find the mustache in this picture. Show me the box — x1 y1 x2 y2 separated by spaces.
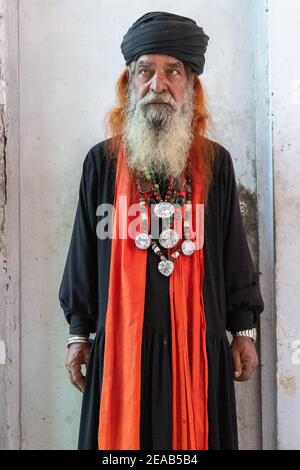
139 91 177 110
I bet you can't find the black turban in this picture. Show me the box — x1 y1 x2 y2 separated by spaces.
120 11 209 75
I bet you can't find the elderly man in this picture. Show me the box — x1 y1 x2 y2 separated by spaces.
59 11 264 450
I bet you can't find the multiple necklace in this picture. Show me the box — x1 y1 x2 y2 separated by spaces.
134 168 195 277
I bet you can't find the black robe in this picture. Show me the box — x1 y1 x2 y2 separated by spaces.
58 137 264 450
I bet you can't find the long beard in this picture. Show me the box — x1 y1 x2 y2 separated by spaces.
122 80 194 178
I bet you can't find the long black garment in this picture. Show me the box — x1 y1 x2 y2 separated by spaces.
58 138 264 450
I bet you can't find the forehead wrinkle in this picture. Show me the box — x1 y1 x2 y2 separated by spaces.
136 58 184 68
136 59 153 67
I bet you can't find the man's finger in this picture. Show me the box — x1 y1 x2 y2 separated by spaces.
71 363 85 392
67 367 82 392
235 359 257 382
83 350 91 367
232 352 243 379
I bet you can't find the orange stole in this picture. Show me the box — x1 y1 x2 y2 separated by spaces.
98 145 208 450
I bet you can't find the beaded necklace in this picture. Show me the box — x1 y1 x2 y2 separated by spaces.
134 168 195 277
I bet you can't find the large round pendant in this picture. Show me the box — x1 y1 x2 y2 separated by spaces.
181 239 195 256
159 228 179 249
154 202 174 219
158 260 174 277
135 232 151 250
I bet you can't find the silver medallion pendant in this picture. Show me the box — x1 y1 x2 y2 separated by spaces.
158 259 174 277
159 228 180 249
135 232 151 250
154 202 174 219
181 239 195 256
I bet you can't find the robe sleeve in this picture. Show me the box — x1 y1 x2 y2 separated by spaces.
221 149 264 333
58 150 98 336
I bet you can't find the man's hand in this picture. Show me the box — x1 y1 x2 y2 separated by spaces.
230 336 259 382
65 343 91 393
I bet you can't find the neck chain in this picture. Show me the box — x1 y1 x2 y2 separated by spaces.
134 168 195 277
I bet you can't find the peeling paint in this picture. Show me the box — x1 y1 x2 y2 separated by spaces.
0 7 7 246
278 373 297 396
0 0 10 450
0 111 7 206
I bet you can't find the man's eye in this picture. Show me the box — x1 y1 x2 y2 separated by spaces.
169 69 180 76
139 69 150 75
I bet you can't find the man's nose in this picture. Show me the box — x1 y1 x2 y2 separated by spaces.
149 71 168 94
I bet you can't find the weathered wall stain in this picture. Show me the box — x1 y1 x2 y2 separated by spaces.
278 373 297 396
0 20 7 243
237 182 259 268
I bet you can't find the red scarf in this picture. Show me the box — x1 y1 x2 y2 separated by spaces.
98 145 208 449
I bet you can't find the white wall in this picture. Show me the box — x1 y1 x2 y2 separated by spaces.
1 0 272 449
269 0 300 450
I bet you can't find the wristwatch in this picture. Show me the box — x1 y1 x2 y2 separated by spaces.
233 327 257 343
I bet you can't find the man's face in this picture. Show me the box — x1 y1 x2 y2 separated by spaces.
128 54 191 130
131 54 189 106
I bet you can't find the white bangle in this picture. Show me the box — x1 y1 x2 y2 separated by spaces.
67 336 92 348
68 334 89 340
